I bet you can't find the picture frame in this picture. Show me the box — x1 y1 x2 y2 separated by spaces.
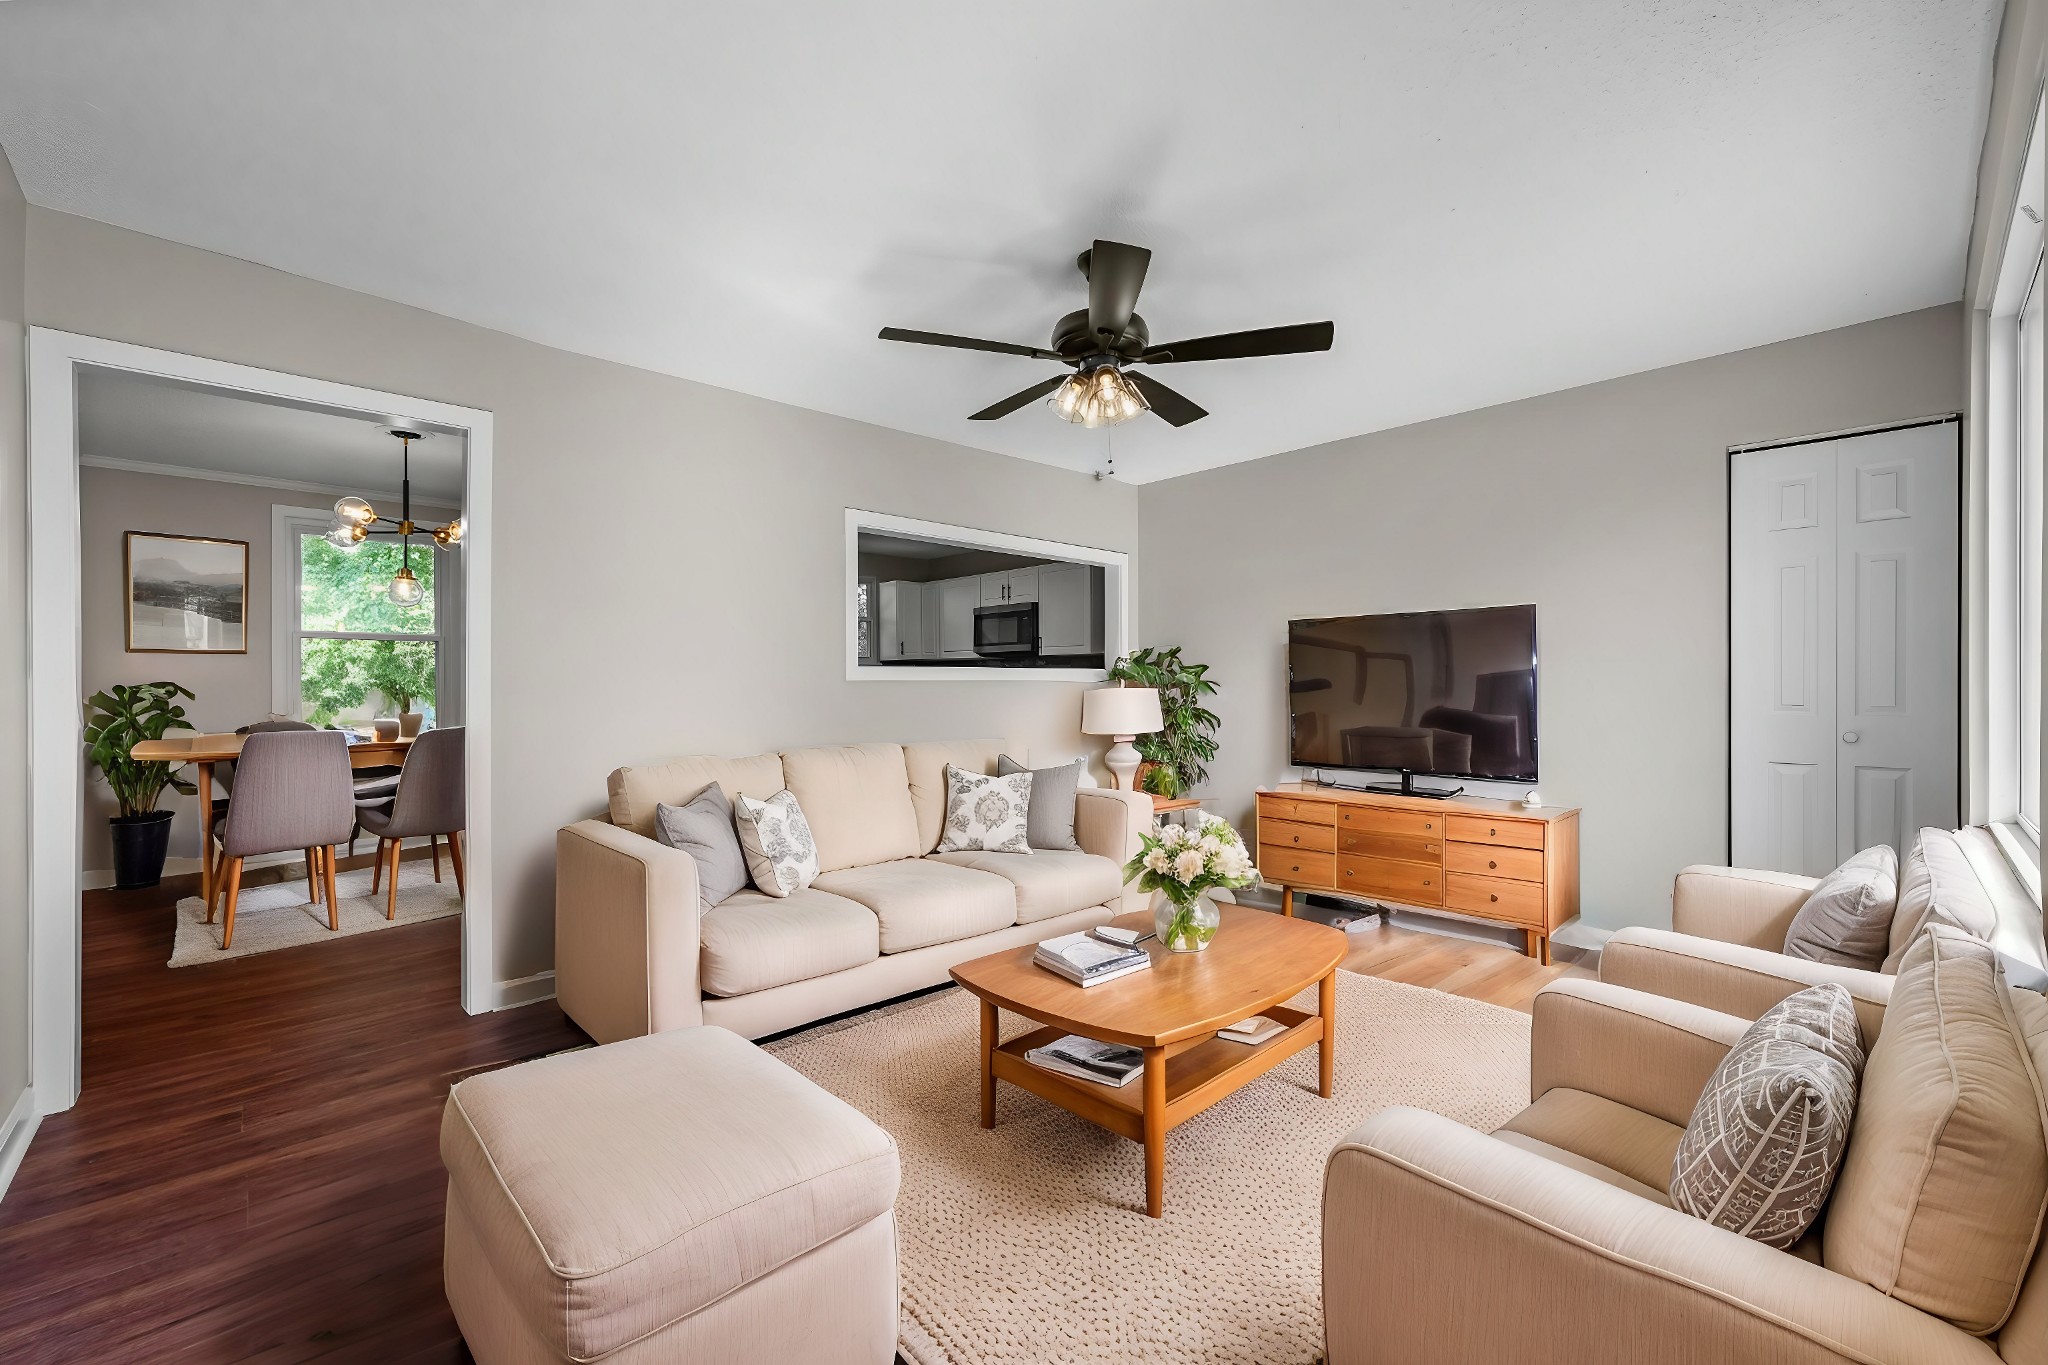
124 531 250 654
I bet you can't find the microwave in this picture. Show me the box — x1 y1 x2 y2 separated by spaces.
973 603 1038 657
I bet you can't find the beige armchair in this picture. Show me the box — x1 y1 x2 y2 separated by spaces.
1322 969 2046 1364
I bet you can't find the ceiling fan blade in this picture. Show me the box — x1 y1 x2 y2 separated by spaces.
879 327 1063 361
1086 240 1151 343
968 374 1070 421
1140 321 1334 364
1127 372 1208 427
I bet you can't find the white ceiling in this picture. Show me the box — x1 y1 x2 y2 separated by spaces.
0 1 2004 483
78 369 466 503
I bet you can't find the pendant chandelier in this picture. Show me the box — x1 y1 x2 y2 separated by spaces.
326 429 464 605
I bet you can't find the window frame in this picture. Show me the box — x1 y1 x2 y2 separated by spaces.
272 505 461 723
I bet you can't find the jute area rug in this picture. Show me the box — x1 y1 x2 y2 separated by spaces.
766 968 1530 1365
168 861 461 966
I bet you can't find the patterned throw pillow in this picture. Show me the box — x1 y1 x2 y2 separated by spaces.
936 763 1034 855
1670 983 1865 1248
732 790 820 897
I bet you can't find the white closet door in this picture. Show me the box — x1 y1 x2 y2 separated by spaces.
1731 423 1958 874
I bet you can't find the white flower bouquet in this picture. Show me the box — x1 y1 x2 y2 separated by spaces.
1120 812 1259 952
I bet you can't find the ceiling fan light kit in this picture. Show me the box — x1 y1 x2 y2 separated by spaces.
879 238 1334 430
325 428 466 605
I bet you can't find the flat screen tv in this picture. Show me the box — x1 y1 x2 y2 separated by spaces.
1287 605 1538 791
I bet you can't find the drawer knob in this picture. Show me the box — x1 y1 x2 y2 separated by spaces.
1425 822 1434 831
1489 827 1497 836
1424 878 1431 885
1291 864 1301 873
1490 893 1499 903
1292 835 1301 844
1488 860 1497 869
1344 870 1353 878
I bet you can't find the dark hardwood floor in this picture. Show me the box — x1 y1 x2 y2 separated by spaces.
0 855 588 1364
0 869 1575 1363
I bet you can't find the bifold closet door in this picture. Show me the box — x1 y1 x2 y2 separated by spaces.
1730 422 1958 875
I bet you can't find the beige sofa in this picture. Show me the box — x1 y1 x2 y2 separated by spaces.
1323 936 2048 1365
556 739 1152 1041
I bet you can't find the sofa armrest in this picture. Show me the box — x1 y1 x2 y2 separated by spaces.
1529 978 1748 1127
1322 1108 1999 1365
555 820 705 1043
1601 927 1893 1049
1672 864 1821 949
1075 787 1151 910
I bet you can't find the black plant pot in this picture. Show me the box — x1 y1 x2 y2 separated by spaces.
109 810 175 890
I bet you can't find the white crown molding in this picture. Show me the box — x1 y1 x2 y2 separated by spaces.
77 452 460 508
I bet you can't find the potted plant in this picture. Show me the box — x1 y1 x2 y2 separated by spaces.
84 681 197 889
1122 813 1259 952
1108 646 1219 796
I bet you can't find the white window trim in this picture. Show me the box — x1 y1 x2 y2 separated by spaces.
843 508 1130 682
270 506 461 722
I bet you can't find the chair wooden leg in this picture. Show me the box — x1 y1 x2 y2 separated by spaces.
431 833 442 883
386 837 402 920
323 844 341 931
371 838 385 895
206 846 222 923
306 848 321 905
220 857 245 949
447 830 466 901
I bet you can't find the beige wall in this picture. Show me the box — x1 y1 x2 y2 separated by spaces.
76 465 454 873
25 209 1139 987
1138 304 1966 934
0 144 30 1119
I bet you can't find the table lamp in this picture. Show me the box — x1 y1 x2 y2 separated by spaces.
1081 685 1164 791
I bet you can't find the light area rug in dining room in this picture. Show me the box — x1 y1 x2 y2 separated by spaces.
168 861 461 966
764 968 1530 1365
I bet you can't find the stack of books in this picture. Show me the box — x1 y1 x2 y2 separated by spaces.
1025 1035 1145 1087
1033 931 1152 987
1218 1015 1287 1045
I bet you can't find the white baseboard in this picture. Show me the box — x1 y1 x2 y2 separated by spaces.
493 971 557 1011
0 1087 40 1205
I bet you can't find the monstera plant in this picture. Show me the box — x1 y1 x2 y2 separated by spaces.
84 681 197 888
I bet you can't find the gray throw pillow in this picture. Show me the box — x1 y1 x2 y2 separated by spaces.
1670 983 1864 1248
1783 844 1898 970
652 784 750 908
998 754 1082 851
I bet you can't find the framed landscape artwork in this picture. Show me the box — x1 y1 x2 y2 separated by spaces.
124 531 249 654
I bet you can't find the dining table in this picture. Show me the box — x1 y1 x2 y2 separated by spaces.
128 731 413 907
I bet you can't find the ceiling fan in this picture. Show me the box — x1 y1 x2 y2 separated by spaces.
878 239 1334 429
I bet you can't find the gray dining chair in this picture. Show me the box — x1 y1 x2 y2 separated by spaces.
207 729 356 948
213 719 319 906
358 727 465 918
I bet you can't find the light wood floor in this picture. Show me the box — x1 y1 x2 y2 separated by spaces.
1339 915 1593 1010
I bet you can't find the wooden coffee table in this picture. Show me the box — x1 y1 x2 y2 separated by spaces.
950 904 1348 1217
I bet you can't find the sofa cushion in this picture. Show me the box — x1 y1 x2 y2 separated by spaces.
1824 926 2048 1335
733 790 820 898
1489 1130 1672 1206
813 858 1017 953
781 743 921 873
903 739 1008 852
1784 845 1897 971
699 888 879 997
1669 984 1864 1248
440 1026 899 1361
936 764 1034 854
999 754 1084 851
652 784 749 908
1885 828 1999 972
927 848 1126 925
608 752 785 839
1495 1088 1684 1196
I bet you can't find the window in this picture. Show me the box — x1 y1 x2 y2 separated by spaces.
2022 261 2044 838
274 507 453 725
855 575 875 661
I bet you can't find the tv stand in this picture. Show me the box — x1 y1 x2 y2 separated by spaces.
1314 770 1464 800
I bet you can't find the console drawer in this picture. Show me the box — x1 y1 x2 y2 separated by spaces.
1444 814 1545 850
1337 854 1443 907
1338 828 1441 863
1258 796 1336 827
1261 817 1336 854
1445 842 1544 882
1335 806 1444 839
1259 845 1335 888
1444 872 1545 926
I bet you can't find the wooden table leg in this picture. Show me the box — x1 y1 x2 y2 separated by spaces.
196 761 214 908
1143 1046 1166 1218
979 998 998 1130
1318 970 1336 1099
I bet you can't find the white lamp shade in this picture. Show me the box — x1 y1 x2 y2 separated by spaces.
1081 686 1163 736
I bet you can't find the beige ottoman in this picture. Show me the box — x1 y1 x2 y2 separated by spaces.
440 1026 900 1364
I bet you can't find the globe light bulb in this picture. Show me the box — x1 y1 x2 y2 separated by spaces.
325 523 364 550
387 566 424 606
432 517 465 549
1048 365 1147 428
334 496 376 526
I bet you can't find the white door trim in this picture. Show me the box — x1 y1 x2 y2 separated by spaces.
26 328 497 1119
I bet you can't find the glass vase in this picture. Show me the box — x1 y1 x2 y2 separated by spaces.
1153 889 1221 953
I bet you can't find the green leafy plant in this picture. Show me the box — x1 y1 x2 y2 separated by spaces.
300 639 437 726
1139 761 1180 799
83 681 198 817
1108 646 1219 794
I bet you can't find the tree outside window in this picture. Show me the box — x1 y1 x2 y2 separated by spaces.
297 534 439 726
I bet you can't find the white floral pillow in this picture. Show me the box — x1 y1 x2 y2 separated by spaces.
937 764 1034 855
733 790 820 897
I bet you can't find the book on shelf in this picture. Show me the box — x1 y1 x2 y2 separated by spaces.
1218 1015 1287 1045
1033 931 1151 987
1025 1035 1145 1087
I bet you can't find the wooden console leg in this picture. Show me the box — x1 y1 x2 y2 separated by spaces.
1142 1047 1166 1218
979 999 997 1130
1280 885 1294 918
1538 935 1551 967
1318 970 1336 1099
